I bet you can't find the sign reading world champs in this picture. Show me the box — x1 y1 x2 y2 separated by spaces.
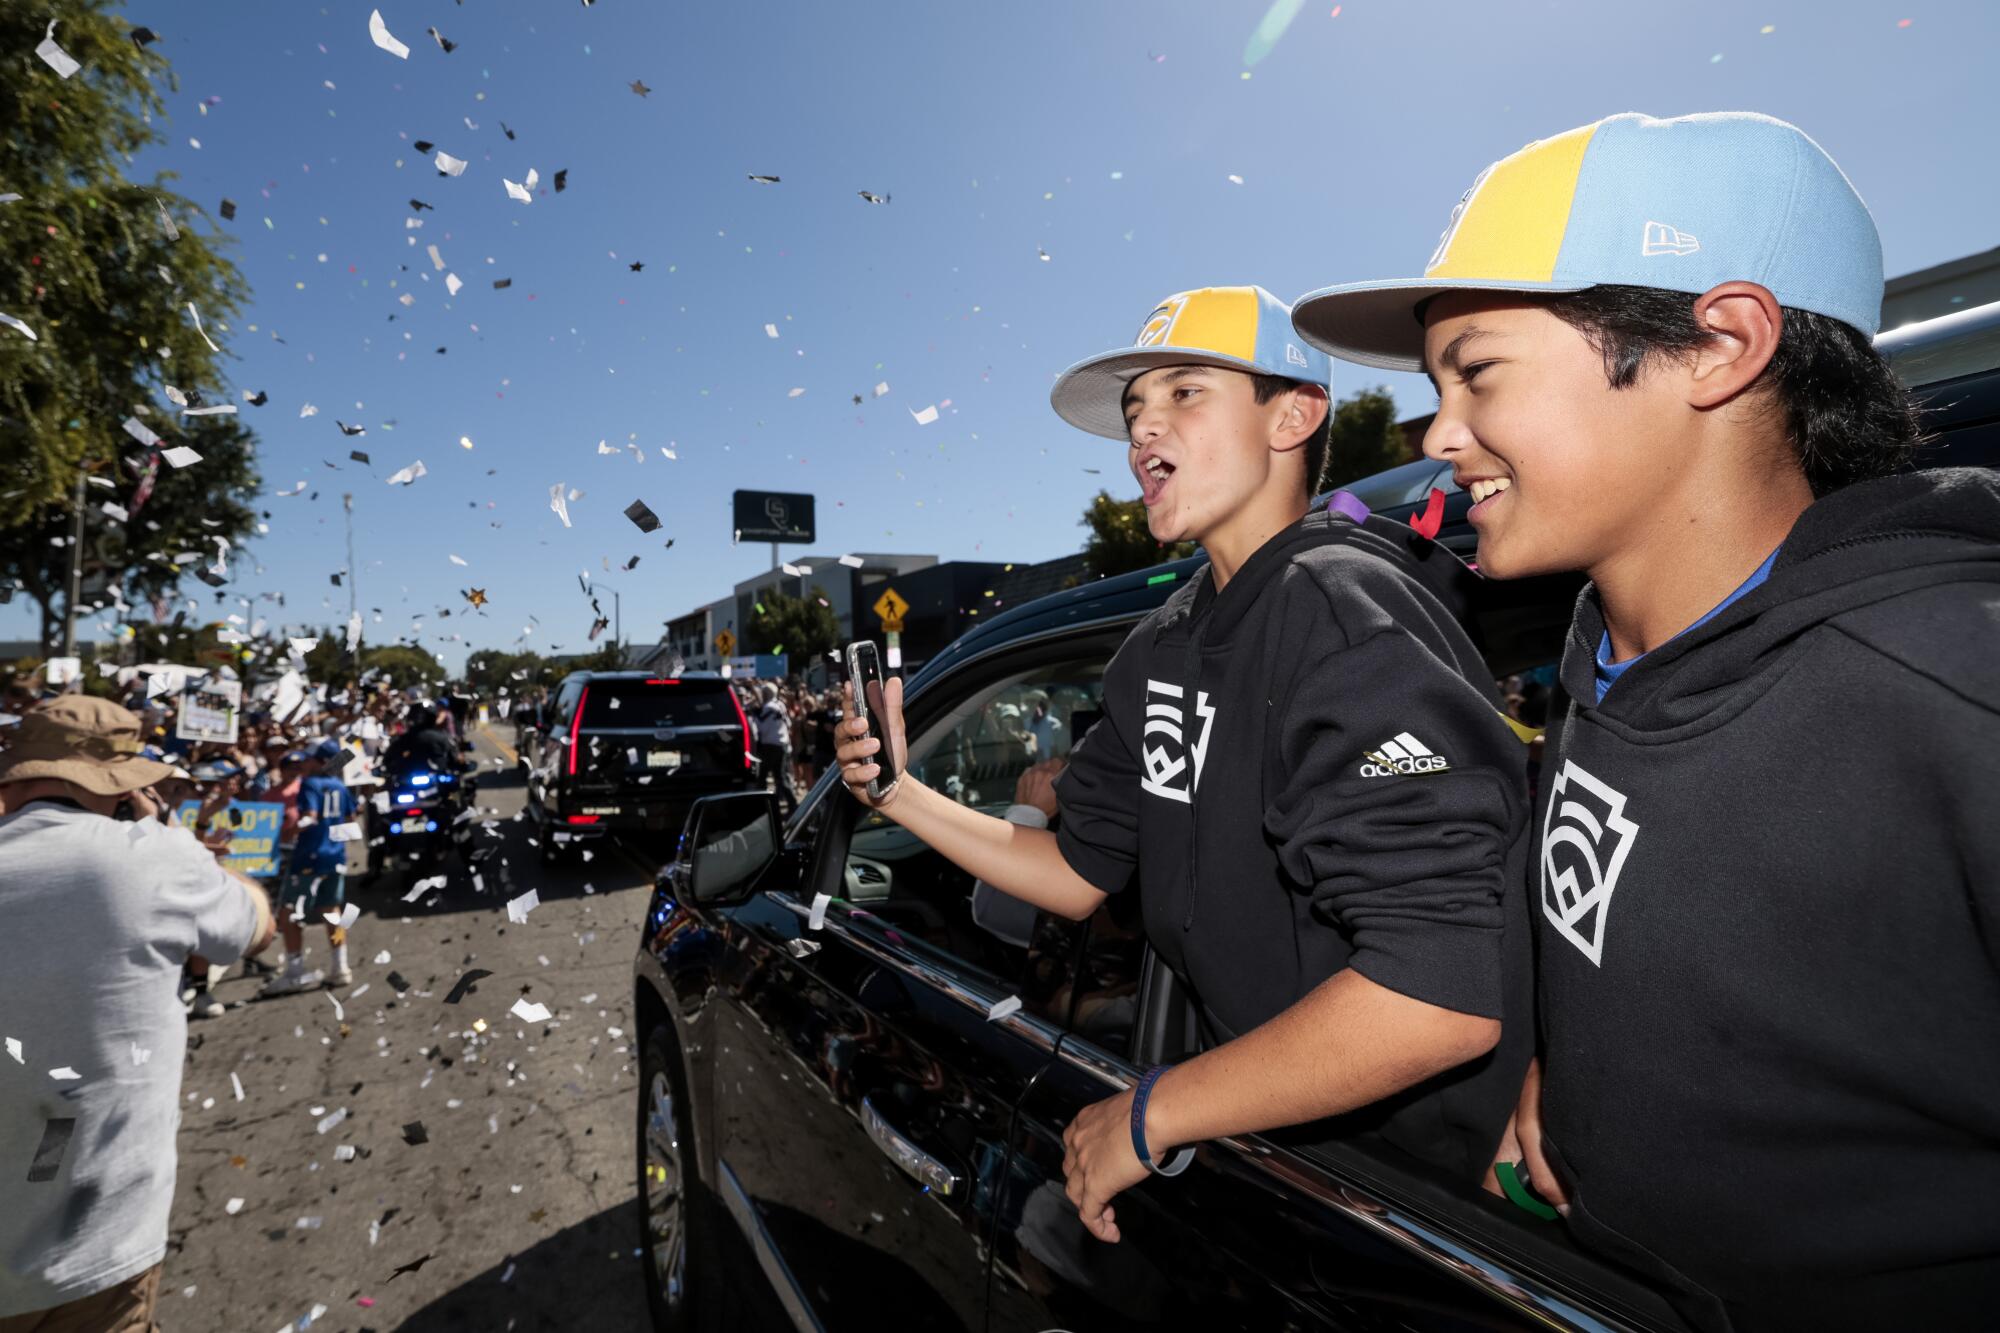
732 489 816 545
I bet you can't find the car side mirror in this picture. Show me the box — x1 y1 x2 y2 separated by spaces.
677 791 780 905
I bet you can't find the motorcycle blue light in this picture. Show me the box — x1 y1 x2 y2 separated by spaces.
410 773 432 787
426 821 438 833
395 793 415 804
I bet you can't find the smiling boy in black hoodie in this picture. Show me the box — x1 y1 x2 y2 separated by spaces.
1296 112 2000 1330
837 285 1535 1242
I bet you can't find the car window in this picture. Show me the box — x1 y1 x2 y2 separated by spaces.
580 681 732 729
833 650 1145 1042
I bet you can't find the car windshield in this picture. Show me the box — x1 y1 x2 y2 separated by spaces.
580 682 734 730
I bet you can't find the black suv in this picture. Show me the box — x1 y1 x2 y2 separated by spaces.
630 303 2000 1332
522 670 758 862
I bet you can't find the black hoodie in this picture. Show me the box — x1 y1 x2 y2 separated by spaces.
1533 469 2000 1330
1053 506 1535 1184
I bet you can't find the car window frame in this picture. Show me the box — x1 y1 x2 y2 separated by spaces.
781 607 1694 1332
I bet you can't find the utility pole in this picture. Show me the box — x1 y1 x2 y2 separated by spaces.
342 493 358 623
59 468 86 659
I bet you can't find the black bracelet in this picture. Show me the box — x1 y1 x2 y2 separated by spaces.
1129 1065 1195 1177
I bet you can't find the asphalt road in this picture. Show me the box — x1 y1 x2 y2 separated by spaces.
162 722 662 1333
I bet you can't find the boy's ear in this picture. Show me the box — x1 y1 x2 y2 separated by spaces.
1686 282 1783 411
1273 383 1329 452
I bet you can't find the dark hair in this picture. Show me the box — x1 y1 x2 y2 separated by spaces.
1540 285 1922 496
1250 373 1333 499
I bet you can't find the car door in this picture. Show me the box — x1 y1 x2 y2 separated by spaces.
531 678 582 815
706 647 1119 1332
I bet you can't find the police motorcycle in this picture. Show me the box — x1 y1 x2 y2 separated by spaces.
379 757 477 875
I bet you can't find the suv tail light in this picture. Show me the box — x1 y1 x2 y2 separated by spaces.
566 684 590 777
728 688 754 770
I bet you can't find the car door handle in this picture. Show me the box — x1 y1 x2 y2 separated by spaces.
861 1096 960 1198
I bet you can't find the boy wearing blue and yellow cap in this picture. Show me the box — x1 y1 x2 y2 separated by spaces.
1297 112 2000 1328
838 286 1537 1241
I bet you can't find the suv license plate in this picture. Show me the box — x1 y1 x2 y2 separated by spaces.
646 751 682 769
398 817 428 834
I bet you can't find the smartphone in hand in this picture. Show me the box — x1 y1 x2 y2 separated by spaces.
844 639 900 799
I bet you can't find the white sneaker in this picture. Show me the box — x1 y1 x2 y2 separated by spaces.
325 968 353 988
259 969 323 998
188 991 225 1019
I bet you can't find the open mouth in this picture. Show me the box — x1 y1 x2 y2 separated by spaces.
1466 476 1512 519
1139 456 1177 506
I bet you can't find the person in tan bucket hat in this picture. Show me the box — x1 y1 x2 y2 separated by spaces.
0 695 275 1329
0 696 181 805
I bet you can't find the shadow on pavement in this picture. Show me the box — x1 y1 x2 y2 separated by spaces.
388 1200 651 1333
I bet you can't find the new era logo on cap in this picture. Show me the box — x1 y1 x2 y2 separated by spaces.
1642 220 1700 256
1292 111 1885 372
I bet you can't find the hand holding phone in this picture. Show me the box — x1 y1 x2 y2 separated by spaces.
838 640 906 808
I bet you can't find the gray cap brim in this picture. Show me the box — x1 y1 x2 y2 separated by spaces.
1049 346 1271 441
1292 277 1592 373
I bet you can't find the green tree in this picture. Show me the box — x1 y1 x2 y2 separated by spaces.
464 648 553 695
745 585 840 666
1079 490 1196 580
1322 386 1412 490
0 4 260 652
359 643 448 692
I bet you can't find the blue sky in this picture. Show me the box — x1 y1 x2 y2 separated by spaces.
18 0 1999 667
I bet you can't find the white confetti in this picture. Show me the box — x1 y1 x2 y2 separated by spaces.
225 1197 244 1215
185 302 221 352
327 822 363 843
510 998 551 1024
401 874 446 903
986 995 1023 1022
4 1037 21 1063
0 312 38 341
367 9 410 59
872 381 890 398
182 404 237 417
434 150 468 177
764 323 779 338
384 459 427 486
162 446 203 468
299 402 319 418
787 387 806 398
316 1107 348 1134
502 168 539 204
507 889 540 923
808 892 831 931
231 1072 245 1101
100 502 129 523
445 272 463 297
49 1067 81 1081
122 417 161 448
910 404 939 426
373 950 392 964
327 992 344 1022
838 554 865 569
35 19 81 78
449 553 468 566
549 482 572 527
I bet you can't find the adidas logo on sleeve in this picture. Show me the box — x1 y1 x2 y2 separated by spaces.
1358 732 1451 777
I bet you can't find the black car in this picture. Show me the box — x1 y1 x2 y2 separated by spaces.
522 670 759 862
630 302 2000 1333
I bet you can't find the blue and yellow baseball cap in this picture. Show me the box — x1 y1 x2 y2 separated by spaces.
1293 112 1883 373
1051 285 1331 440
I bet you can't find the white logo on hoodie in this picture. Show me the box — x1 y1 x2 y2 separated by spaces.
1139 678 1213 804
1540 759 1641 966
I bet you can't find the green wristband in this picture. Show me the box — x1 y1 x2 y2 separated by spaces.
1495 1160 1560 1221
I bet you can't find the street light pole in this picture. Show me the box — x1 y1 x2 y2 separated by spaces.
59 468 86 659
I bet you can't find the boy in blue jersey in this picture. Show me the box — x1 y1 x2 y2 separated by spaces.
261 739 358 995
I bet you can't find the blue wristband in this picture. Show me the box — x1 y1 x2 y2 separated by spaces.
1129 1066 1195 1177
